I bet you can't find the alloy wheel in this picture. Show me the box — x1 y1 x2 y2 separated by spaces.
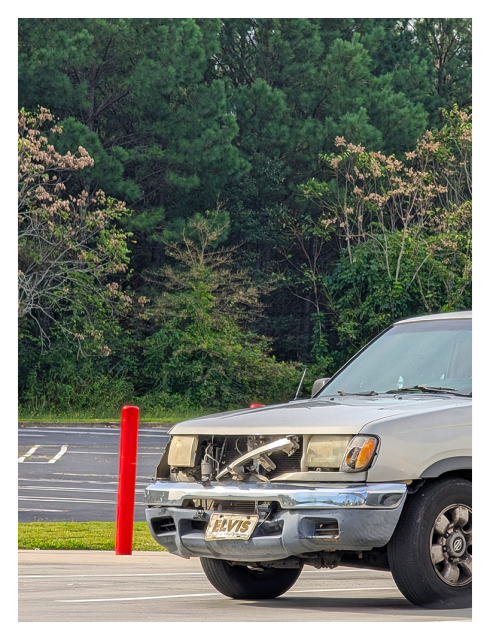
430 503 472 587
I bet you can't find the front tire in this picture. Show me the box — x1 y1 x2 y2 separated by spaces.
387 478 472 609
200 557 302 599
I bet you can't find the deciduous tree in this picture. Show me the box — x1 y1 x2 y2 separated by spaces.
18 108 134 353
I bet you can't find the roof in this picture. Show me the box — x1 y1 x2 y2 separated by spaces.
395 309 472 324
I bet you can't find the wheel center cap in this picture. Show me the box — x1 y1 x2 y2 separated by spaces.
448 533 466 557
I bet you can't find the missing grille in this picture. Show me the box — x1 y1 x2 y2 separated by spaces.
152 516 176 534
186 499 273 515
313 520 340 537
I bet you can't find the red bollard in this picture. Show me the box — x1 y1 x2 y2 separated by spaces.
115 405 140 555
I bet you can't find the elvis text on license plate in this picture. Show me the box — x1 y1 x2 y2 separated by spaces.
205 513 259 541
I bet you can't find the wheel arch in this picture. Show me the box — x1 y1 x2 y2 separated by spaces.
420 456 471 480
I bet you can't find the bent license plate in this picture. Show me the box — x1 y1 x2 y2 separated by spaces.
205 513 259 541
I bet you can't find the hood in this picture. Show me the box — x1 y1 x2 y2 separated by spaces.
169 394 470 435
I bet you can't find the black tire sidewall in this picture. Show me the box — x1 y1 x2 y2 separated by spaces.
387 478 472 609
200 557 302 599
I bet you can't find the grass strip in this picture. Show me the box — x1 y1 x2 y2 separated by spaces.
18 408 218 423
18 521 166 551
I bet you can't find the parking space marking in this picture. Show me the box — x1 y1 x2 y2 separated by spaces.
19 434 45 437
60 592 221 603
18 445 41 463
54 451 162 455
19 496 147 505
19 477 148 485
19 485 129 493
19 445 69 464
19 428 169 438
22 572 207 579
48 445 68 463
18 508 68 512
52 473 156 479
48 450 117 456
58 585 398 603
18 496 119 504
21 568 369 579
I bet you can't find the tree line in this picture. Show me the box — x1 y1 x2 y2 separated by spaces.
18 18 472 416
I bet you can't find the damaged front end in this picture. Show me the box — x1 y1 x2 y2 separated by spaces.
158 433 304 484
145 432 407 570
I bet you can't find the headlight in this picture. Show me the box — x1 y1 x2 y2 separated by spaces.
340 436 378 472
167 435 198 467
305 435 352 469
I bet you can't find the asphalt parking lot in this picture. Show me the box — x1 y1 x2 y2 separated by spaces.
18 550 471 622
18 425 473 622
18 424 170 522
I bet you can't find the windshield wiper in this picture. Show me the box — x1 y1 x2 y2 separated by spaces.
337 390 378 396
385 385 471 397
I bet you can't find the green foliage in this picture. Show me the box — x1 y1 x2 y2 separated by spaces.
19 345 135 414
413 19 472 125
50 117 138 200
142 212 300 409
323 228 471 364
301 107 472 367
18 109 135 356
17 19 472 417
18 18 248 255
143 326 298 409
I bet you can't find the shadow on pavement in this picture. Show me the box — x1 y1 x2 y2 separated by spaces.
236 595 470 617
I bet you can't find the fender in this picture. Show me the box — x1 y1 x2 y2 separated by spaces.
420 456 472 478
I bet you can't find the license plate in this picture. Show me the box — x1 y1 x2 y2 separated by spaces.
205 513 259 541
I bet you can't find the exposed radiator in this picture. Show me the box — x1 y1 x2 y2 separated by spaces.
217 435 303 479
187 499 264 514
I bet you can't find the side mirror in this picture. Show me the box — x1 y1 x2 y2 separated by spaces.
311 378 330 397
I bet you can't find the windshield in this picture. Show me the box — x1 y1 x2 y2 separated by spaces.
318 318 472 396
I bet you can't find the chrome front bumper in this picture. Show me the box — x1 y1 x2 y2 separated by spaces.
144 480 407 562
144 480 406 510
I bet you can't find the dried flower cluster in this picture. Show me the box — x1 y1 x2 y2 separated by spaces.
300 106 471 313
18 108 135 353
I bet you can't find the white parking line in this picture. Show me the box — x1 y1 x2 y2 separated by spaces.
18 496 119 504
60 592 221 602
22 572 207 578
18 496 147 506
19 445 69 464
48 445 68 463
18 478 149 485
19 427 169 431
19 429 169 437
58 585 398 603
19 485 126 493
21 569 368 579
57 451 162 455
18 509 69 512
18 434 45 437
52 473 155 479
19 486 144 496
18 445 41 463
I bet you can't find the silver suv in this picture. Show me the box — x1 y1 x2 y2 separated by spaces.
145 310 472 609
